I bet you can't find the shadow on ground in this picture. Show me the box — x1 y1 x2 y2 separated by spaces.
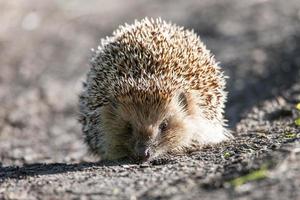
0 159 137 182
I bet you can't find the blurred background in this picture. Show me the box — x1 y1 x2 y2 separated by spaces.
0 0 299 166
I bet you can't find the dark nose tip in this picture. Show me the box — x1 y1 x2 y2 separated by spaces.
135 145 151 161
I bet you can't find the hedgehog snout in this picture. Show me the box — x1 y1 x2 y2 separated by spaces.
134 141 152 161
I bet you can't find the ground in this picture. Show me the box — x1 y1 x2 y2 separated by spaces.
0 0 300 199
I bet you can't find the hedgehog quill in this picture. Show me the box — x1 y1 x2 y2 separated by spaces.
79 18 231 162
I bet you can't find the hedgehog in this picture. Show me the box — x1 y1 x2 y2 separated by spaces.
79 18 231 162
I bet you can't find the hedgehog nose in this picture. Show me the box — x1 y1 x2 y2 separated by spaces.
135 144 151 161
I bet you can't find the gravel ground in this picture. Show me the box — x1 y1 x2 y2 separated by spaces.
0 0 300 199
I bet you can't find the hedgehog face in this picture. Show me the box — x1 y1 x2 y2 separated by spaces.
101 91 193 162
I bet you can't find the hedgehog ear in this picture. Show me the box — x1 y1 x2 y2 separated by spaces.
178 92 188 112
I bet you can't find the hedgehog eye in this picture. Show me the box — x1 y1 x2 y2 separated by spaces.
159 119 168 133
125 123 133 135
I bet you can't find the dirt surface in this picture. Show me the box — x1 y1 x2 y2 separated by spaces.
0 0 300 199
